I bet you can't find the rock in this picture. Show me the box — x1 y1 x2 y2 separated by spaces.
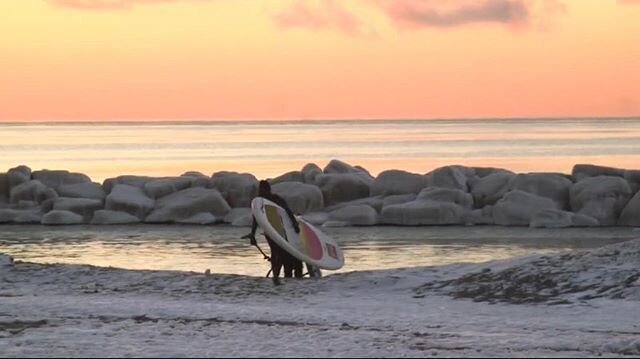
472 167 513 178
301 211 329 226
9 180 51 204
41 210 84 225
0 253 14 267
209 171 258 208
316 173 371 206
324 159 363 174
0 209 42 224
0 173 9 202
382 194 417 208
380 200 466 225
570 176 632 225
53 197 103 222
508 173 572 209
322 221 349 227
328 204 378 226
143 177 193 199
572 164 625 182
493 190 557 226
530 209 599 228
370 170 428 196
426 166 469 192
618 191 640 226
224 208 253 226
103 175 155 193
269 171 303 185
326 196 384 213
105 184 156 219
32 170 91 190
181 172 209 187
271 181 324 214
417 187 473 210
7 165 31 189
624 170 640 194
465 206 495 225
57 182 106 200
470 171 515 208
91 210 141 225
302 163 323 184
176 212 218 225
182 171 207 177
145 187 230 223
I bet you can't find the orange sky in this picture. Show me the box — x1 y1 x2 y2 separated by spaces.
1 0 639 121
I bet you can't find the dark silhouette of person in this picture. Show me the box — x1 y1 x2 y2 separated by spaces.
246 180 303 285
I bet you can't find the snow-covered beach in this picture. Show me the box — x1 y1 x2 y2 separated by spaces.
2 237 640 357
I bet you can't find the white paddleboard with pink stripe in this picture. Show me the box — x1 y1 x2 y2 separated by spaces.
251 197 344 270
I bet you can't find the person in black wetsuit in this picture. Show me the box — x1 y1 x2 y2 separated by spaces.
246 180 303 285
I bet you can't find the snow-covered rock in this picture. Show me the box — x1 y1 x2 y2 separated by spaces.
618 190 640 226
41 210 84 225
145 187 230 223
316 173 371 206
91 210 141 225
209 171 258 208
417 187 473 210
32 170 91 190
530 209 599 228
53 197 103 222
105 184 155 219
470 171 515 208
572 164 624 182
328 204 378 226
57 182 106 200
9 180 52 204
224 208 253 227
380 200 466 225
508 173 572 209
271 181 324 214
370 170 428 196
493 190 557 226
175 212 218 225
570 176 632 225
426 166 469 192
143 177 193 199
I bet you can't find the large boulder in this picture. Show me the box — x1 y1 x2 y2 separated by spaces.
624 170 640 194
417 187 473 210
269 171 303 185
209 171 258 208
370 170 428 196
570 176 632 226
380 200 466 225
301 211 329 226
465 206 495 225
326 196 384 213
143 177 193 199
530 209 599 228
32 170 91 190
0 173 8 202
9 180 53 204
382 194 417 208
316 173 372 206
328 204 378 226
271 182 324 214
53 197 103 222
493 190 557 226
57 182 106 200
0 209 42 223
145 187 230 223
470 171 515 208
302 163 323 184
103 175 155 193
181 172 210 188
425 166 469 192
324 159 363 174
176 212 218 225
618 191 640 226
508 173 572 209
91 210 141 225
105 184 155 219
472 167 513 178
7 165 31 189
224 208 253 226
572 164 624 182
41 210 84 225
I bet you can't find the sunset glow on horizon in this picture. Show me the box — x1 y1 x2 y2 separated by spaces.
1 0 639 121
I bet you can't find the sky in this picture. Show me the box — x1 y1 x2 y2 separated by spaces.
1 0 639 121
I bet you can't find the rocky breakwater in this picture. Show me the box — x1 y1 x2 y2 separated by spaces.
0 162 639 228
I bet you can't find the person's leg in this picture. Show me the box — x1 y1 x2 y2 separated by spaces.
283 262 293 278
293 260 303 278
267 238 282 285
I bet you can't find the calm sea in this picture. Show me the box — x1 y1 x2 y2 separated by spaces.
1 118 639 182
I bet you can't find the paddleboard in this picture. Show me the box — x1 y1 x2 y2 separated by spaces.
251 197 344 270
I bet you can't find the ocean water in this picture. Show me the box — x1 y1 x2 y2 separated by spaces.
1 225 638 276
1 118 639 181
